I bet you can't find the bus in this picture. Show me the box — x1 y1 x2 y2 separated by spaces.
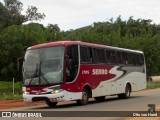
22 41 146 107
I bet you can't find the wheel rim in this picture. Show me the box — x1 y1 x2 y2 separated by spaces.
126 86 130 97
82 91 87 102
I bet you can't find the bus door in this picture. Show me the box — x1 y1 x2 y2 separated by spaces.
66 45 79 85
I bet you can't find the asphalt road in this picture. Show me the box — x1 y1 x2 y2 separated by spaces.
1 88 160 120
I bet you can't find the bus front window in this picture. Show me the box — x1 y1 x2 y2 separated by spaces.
41 46 64 84
23 46 64 85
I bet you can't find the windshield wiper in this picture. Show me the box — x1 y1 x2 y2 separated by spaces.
40 71 50 85
33 64 39 77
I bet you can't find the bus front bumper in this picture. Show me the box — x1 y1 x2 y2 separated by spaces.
23 90 82 102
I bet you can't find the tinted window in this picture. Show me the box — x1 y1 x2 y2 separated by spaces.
127 53 134 65
93 48 105 64
66 45 79 82
117 51 126 64
139 54 144 65
126 53 144 66
80 46 92 63
106 50 111 64
97 49 105 63
106 50 116 64
111 50 117 64
92 48 98 63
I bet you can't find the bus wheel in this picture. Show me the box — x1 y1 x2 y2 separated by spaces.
46 101 58 107
94 96 106 101
77 89 89 105
118 84 131 99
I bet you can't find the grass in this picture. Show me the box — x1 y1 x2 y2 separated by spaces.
0 81 23 100
147 81 160 89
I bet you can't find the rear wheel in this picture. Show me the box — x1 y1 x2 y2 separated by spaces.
46 101 58 107
118 84 131 99
94 96 106 101
77 89 89 105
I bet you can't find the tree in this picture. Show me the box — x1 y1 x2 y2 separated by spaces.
45 24 62 41
0 2 12 32
4 0 25 25
0 0 46 31
25 6 46 22
0 25 24 81
46 24 60 32
0 23 48 81
4 0 23 15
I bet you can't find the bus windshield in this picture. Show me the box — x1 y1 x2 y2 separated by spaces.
23 46 64 85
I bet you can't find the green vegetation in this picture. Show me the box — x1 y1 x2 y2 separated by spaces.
1 93 22 100
147 82 160 89
0 0 60 81
0 0 160 84
0 81 22 100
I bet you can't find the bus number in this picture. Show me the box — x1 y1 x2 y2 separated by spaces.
82 70 89 74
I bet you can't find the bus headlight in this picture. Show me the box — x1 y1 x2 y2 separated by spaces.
52 89 63 94
23 91 30 94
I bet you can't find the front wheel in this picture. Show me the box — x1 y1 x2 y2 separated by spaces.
118 84 131 99
46 101 58 107
77 89 89 105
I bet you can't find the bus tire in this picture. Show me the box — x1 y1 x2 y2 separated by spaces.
46 101 58 107
77 88 89 105
94 96 106 101
118 84 131 99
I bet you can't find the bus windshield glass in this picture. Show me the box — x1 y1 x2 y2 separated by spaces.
23 46 64 85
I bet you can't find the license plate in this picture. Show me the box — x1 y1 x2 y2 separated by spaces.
49 98 57 102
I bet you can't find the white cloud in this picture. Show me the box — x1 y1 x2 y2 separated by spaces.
4 0 160 30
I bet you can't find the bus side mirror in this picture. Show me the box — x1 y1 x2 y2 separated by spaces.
17 57 24 71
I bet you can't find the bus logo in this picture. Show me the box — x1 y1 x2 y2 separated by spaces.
92 69 108 75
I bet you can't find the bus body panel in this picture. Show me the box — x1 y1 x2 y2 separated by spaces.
23 64 146 102
22 41 146 103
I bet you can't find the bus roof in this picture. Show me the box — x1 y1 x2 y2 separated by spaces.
29 40 143 54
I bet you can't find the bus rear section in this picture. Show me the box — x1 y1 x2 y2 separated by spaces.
22 41 146 107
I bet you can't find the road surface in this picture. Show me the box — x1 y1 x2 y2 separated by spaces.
1 88 160 120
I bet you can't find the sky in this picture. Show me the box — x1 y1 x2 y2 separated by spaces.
1 0 160 31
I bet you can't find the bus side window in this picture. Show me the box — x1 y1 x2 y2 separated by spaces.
126 53 134 65
123 52 127 65
66 45 79 82
97 49 106 64
139 54 144 66
92 48 98 63
117 51 125 64
93 48 105 64
134 54 139 65
111 50 116 64
80 46 92 63
131 53 135 65
106 50 112 64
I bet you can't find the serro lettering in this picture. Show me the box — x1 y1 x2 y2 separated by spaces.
92 69 108 75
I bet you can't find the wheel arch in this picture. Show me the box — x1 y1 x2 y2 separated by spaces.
82 84 92 98
126 82 132 92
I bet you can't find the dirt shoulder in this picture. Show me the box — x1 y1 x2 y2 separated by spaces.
0 100 45 110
